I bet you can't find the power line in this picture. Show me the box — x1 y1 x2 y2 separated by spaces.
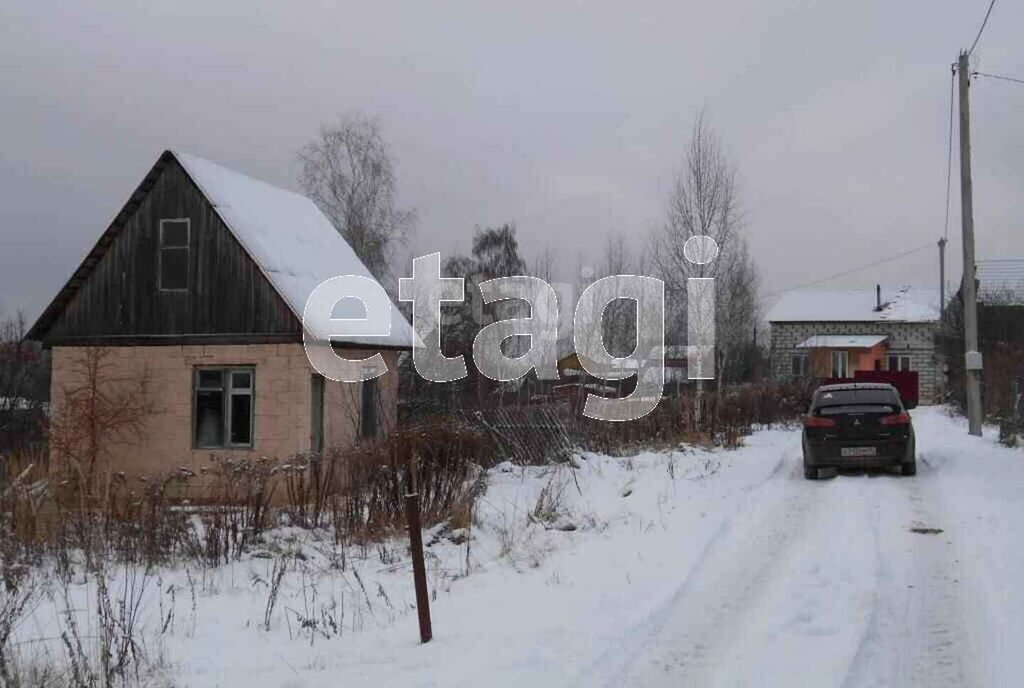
968 0 997 56
768 242 935 297
973 70 1024 86
944 64 956 240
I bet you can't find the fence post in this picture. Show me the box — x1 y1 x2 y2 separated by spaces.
405 457 432 643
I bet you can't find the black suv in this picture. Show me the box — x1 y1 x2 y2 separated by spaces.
802 383 916 480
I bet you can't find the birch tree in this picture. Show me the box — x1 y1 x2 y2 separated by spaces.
650 112 759 392
298 114 414 281
598 233 643 358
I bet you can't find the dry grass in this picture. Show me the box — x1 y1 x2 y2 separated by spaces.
572 381 810 455
331 419 492 542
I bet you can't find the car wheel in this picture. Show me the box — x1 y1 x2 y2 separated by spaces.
804 464 819 480
901 460 917 477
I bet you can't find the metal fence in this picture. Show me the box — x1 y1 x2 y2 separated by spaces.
455 406 577 465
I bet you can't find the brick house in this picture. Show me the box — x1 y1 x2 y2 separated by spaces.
27 150 413 481
767 286 942 403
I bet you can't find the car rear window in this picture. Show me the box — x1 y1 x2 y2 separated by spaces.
814 388 900 412
818 404 897 416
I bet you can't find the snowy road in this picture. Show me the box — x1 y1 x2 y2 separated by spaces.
591 409 1011 688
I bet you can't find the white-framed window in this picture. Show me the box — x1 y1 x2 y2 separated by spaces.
831 350 849 378
888 354 912 372
791 354 810 378
194 368 254 448
159 218 190 291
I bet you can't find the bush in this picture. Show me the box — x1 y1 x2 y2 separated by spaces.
331 419 493 541
570 380 810 454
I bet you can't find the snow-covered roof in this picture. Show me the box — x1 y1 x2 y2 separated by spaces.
174 152 414 347
797 335 888 349
977 258 1024 305
766 287 940 323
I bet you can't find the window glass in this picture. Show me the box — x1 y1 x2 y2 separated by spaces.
159 219 190 290
231 371 252 389
230 394 253 445
360 378 378 439
831 351 849 378
198 370 223 389
819 404 897 416
888 355 912 372
816 389 900 410
791 355 808 377
161 220 190 247
311 374 324 453
195 389 224 447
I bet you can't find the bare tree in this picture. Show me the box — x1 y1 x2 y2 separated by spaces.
650 112 759 386
652 112 739 328
49 348 154 486
598 233 642 358
0 314 48 456
298 114 415 281
531 245 556 284
714 236 760 390
471 223 527 280
0 314 47 408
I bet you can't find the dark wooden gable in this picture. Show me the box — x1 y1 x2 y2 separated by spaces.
29 152 302 346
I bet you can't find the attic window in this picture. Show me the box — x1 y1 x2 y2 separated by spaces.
159 219 190 291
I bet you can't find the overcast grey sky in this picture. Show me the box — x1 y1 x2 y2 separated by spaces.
2 1 1021 322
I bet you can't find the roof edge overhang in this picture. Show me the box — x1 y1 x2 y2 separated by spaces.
41 333 412 352
796 335 889 349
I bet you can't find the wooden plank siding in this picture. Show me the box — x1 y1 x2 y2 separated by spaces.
41 157 302 345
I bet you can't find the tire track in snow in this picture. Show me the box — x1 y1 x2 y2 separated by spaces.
580 421 978 688
570 444 802 688
840 460 974 688
605 452 834 687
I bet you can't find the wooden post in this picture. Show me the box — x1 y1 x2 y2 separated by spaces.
405 458 432 643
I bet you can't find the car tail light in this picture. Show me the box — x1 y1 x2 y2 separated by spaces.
803 415 836 428
880 411 910 426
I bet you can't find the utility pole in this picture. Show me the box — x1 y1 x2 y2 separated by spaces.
957 51 984 436
938 237 947 319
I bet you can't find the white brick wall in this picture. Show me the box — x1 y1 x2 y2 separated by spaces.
769 320 941 403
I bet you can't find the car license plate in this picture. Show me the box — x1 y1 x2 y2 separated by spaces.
841 446 877 457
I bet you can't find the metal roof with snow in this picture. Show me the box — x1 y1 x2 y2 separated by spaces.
173 152 414 347
796 335 888 349
976 258 1024 305
766 287 940 323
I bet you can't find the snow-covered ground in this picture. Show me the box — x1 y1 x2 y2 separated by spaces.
13 407 1024 687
